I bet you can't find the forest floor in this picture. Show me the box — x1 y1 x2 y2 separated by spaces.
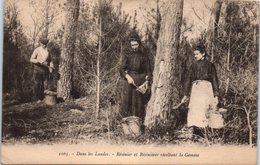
2 96 194 145
2 96 257 164
0 95 256 147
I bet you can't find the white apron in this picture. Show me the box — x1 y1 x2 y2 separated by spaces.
187 80 217 128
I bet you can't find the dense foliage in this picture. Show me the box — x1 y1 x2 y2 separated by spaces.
3 0 258 145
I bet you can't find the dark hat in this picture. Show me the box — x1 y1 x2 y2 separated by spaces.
194 44 206 54
39 38 49 45
129 31 141 43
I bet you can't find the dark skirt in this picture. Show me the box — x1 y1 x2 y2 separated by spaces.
119 73 147 121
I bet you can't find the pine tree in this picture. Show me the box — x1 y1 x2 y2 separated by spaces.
57 0 80 100
145 0 184 128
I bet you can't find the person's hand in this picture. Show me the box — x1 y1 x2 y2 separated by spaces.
49 67 53 73
144 81 148 89
125 74 135 85
145 75 149 81
41 61 48 65
137 81 148 94
213 96 219 105
181 96 188 103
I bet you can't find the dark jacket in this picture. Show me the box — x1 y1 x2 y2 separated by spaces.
184 59 219 97
120 50 151 82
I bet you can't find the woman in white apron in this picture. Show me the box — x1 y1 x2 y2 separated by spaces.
181 45 219 137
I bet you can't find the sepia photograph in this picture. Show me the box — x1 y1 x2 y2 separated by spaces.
1 0 259 164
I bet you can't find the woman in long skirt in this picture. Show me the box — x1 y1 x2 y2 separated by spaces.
119 33 151 122
181 44 219 136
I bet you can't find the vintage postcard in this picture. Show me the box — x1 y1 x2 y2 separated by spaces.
1 0 258 164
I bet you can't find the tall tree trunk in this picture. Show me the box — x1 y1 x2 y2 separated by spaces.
225 23 231 96
155 0 161 40
144 0 184 128
252 18 258 50
213 0 222 39
208 0 223 62
43 0 50 39
96 14 102 118
57 0 80 100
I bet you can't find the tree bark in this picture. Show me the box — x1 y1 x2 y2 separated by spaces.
208 0 223 62
155 0 161 40
225 26 231 96
252 13 258 49
213 0 222 38
43 0 50 39
144 0 184 128
96 14 102 118
57 0 80 100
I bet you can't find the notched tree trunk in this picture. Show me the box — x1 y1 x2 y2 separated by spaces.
144 0 184 128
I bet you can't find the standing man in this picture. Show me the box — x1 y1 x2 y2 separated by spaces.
30 38 54 102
